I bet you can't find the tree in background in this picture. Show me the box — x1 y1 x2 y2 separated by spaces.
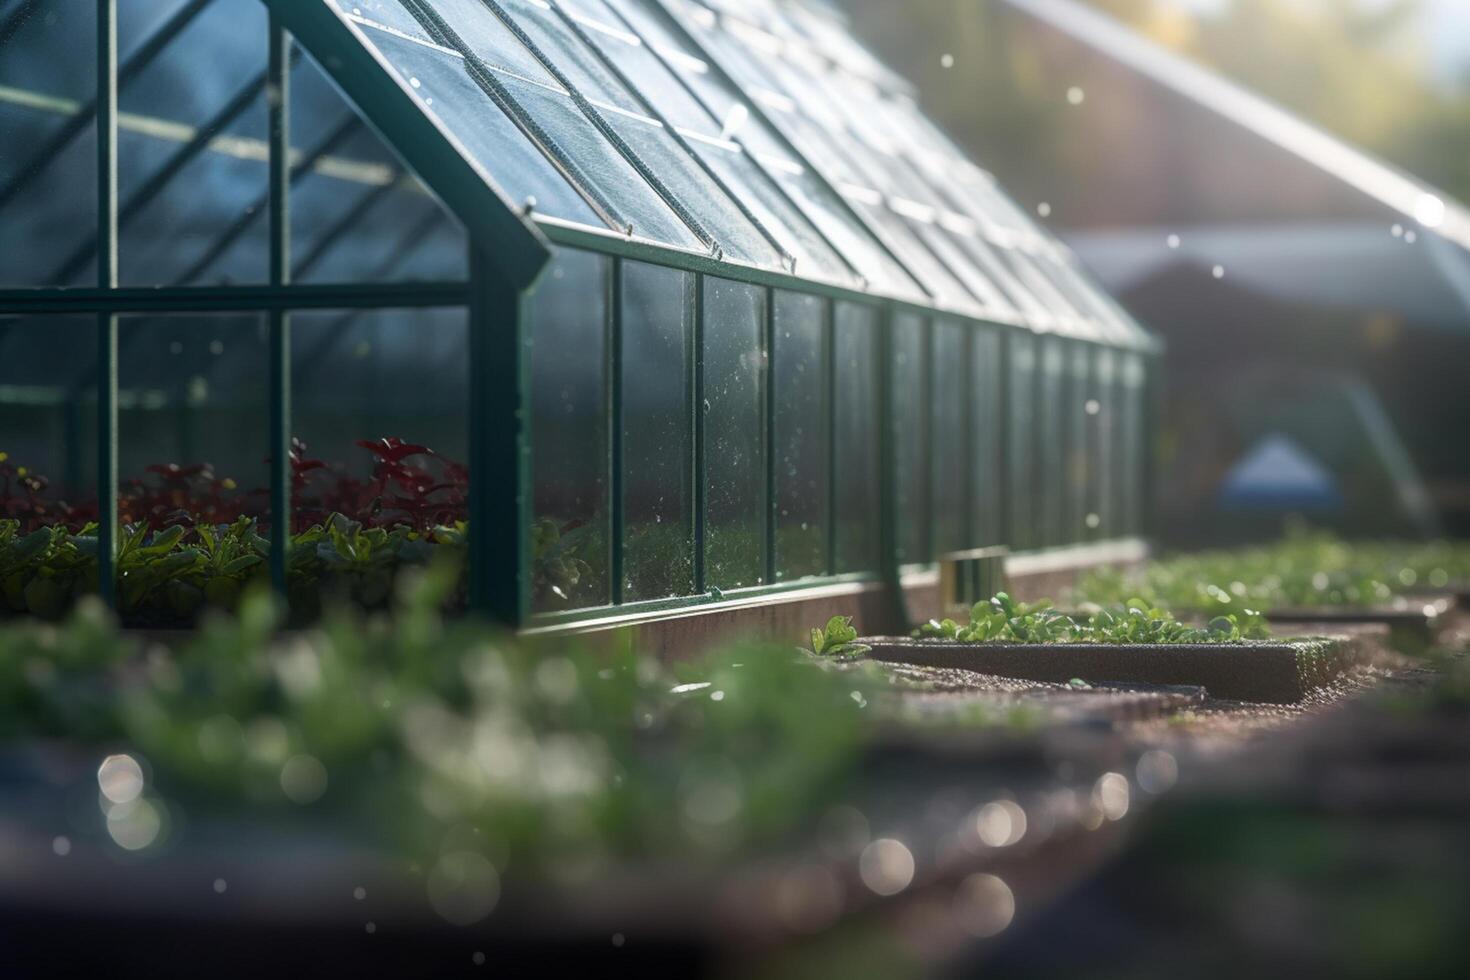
839 0 1470 209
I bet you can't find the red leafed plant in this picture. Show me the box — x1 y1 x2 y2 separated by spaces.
0 437 469 535
1 454 96 532
292 437 468 532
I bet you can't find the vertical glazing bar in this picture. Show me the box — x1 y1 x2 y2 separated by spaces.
823 300 837 576
762 288 776 588
608 259 625 606
692 274 706 594
467 246 531 626
96 0 118 608
268 17 291 597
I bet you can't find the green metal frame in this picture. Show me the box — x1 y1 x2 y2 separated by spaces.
0 0 1161 634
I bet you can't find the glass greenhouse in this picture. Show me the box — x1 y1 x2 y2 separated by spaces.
0 0 1156 632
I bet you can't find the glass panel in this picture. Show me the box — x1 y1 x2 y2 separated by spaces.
117 0 269 287
0 1 96 287
496 71 701 247
529 250 610 612
893 313 930 564
1067 343 1092 546
621 262 694 601
291 52 468 285
398 0 559 84
833 302 880 574
1087 349 1116 542
703 277 766 590
1008 333 1037 551
1119 354 1147 537
607 111 784 267
290 307 469 620
358 24 606 228
608 0 923 299
489 0 644 113
0 317 98 619
331 0 441 47
931 320 968 554
117 314 268 627
970 328 1004 549
556 0 856 284
772 291 827 581
477 0 783 266
1036 337 1066 547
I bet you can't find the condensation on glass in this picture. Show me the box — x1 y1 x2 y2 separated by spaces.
621 261 695 601
529 250 611 611
892 312 930 565
703 275 767 590
772 290 828 581
833 301 880 573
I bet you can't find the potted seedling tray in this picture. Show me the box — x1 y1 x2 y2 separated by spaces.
858 636 1355 705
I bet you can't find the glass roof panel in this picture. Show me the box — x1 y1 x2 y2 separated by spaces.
484 0 784 267
601 0 925 299
355 24 605 227
548 0 858 283
303 0 1151 343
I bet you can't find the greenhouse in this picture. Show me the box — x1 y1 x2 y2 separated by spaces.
0 0 1156 633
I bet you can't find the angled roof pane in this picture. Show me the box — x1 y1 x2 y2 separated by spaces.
595 0 928 300
352 21 605 227
297 0 1153 344
666 2 983 310
548 0 859 284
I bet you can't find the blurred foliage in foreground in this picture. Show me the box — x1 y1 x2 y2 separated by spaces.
0 562 895 882
840 0 1470 209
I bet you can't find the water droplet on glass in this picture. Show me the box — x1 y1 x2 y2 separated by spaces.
1212 265 1225 279
1093 772 1131 821
98 753 145 805
1391 223 1404 238
213 878 228 894
859 839 915 896
427 852 500 926
52 836 71 857
953 873 1015 938
472 951 486 966
1037 202 1052 218
940 53 955 69
1066 86 1085 105
1166 234 1181 249
280 754 329 805
719 103 749 141
354 886 367 901
1136 750 1178 794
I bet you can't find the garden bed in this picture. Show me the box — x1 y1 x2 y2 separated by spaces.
858 636 1357 704
1263 595 1454 644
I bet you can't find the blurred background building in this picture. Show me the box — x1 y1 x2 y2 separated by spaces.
840 0 1470 545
